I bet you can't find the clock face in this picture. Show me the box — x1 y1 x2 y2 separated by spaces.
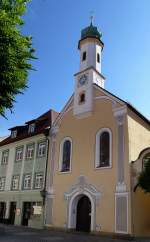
78 74 88 86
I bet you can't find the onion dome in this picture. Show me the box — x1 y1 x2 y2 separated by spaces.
78 22 103 49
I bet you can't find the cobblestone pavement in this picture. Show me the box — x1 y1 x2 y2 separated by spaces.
0 224 150 242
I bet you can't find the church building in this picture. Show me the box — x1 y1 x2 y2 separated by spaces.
45 22 150 237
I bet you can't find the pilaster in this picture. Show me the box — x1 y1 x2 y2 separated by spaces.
113 106 129 234
113 106 127 192
45 126 58 226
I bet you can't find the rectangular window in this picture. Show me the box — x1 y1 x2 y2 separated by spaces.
34 173 43 189
97 53 100 63
28 123 35 134
15 147 23 162
11 130 17 138
82 51 86 61
79 92 86 104
37 142 46 158
12 175 19 190
23 174 31 190
1 150 9 165
0 177 6 191
26 144 34 160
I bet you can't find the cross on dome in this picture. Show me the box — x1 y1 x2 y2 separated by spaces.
90 11 94 25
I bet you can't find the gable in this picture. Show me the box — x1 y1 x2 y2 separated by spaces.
54 84 126 127
53 83 149 133
53 95 74 127
93 85 124 111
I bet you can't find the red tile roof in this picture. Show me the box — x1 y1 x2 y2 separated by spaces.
0 109 59 147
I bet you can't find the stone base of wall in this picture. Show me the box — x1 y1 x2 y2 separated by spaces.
44 225 133 239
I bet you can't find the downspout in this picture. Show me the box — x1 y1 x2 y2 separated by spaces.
40 127 50 227
40 127 50 205
44 134 49 202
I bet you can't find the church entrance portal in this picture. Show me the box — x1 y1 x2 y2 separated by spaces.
76 195 91 232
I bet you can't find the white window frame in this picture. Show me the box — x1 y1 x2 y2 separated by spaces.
12 175 19 190
15 147 23 162
0 177 6 191
1 150 9 165
28 123 35 134
26 144 34 160
59 137 72 173
34 173 44 189
95 128 112 169
23 174 31 190
11 130 17 138
37 141 46 158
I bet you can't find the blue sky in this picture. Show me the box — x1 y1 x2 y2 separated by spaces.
0 0 150 136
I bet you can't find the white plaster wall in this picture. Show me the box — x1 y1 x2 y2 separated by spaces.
93 71 104 88
73 70 93 116
80 42 102 72
73 68 105 116
95 45 102 72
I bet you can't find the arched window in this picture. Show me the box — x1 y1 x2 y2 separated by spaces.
95 128 112 168
59 138 72 172
99 132 110 167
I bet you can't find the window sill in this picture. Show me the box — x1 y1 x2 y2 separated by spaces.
94 165 112 170
34 187 42 190
22 188 31 191
15 160 22 163
58 170 71 174
37 155 46 159
20 189 41 192
25 158 34 161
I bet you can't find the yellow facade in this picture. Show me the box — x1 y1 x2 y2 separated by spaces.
128 110 150 162
53 91 119 233
127 110 150 236
45 24 150 237
44 85 150 236
132 189 150 236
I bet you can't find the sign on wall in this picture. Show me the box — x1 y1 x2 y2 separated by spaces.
16 208 21 216
33 206 42 215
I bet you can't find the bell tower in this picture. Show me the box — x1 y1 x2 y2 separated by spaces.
79 23 103 73
73 21 105 118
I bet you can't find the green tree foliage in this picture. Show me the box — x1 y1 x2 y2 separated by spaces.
0 0 35 117
135 158 150 193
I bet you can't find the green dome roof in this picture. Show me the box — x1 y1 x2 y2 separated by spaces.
80 23 102 41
